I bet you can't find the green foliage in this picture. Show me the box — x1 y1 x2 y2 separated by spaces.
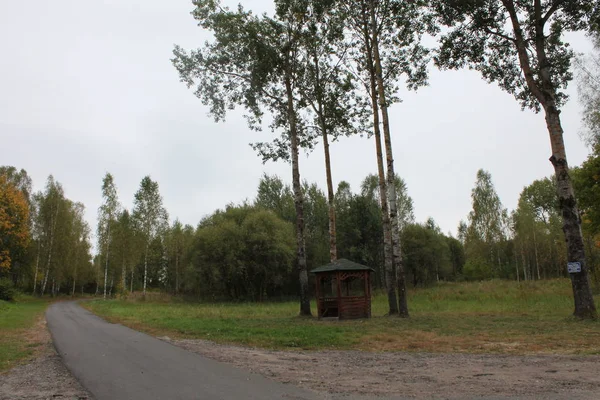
190 205 295 301
402 222 453 286
434 0 595 111
462 259 493 282
572 147 600 237
462 169 509 279
0 278 16 301
575 34 600 146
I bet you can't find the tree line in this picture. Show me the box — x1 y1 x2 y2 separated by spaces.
3 155 600 306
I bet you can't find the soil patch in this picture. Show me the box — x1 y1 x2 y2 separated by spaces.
165 337 600 399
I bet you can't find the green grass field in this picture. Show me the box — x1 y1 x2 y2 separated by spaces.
84 279 600 355
0 297 49 372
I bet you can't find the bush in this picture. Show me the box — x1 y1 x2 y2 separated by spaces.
462 259 493 281
0 278 16 301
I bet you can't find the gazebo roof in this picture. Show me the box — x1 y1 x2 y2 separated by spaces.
310 258 374 274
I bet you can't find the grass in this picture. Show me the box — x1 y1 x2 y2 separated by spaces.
84 279 600 355
0 297 49 372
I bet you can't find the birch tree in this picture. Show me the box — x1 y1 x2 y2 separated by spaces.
344 0 431 316
97 173 120 300
575 34 600 146
435 0 597 318
131 176 168 299
173 1 313 315
39 176 62 296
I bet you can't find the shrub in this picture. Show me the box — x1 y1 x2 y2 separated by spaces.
462 259 493 281
0 278 16 301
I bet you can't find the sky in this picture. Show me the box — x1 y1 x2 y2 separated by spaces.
0 0 595 249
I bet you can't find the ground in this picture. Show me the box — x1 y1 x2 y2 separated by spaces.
162 336 600 399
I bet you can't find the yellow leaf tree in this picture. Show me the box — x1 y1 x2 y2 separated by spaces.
0 175 30 273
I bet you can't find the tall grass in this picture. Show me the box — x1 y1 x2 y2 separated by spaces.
85 279 600 354
0 297 49 371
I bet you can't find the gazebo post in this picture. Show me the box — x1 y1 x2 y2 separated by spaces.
315 274 322 319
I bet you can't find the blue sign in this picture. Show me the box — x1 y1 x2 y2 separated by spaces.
567 262 582 274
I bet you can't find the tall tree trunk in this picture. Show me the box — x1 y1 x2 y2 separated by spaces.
131 268 134 293
321 121 337 263
72 275 76 297
515 249 520 282
143 243 149 300
285 72 311 317
32 242 40 296
370 0 408 317
175 254 179 295
41 203 59 296
362 10 397 315
104 224 110 300
109 276 114 297
533 227 541 280
122 258 126 296
546 107 597 318
505 0 597 317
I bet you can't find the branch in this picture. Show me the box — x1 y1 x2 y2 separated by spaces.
483 26 516 43
541 0 565 25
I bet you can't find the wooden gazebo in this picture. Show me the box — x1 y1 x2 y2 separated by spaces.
311 259 373 320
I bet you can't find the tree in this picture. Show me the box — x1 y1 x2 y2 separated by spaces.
287 0 363 265
435 0 597 318
37 176 63 296
173 1 313 315
464 170 508 278
575 34 600 146
192 205 295 301
0 175 30 274
132 176 168 299
343 0 431 316
97 173 120 300
401 222 452 286
112 209 140 294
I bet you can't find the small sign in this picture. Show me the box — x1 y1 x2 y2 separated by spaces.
567 262 582 274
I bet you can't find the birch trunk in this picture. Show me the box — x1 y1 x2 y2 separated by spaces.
505 0 597 317
321 120 337 263
103 224 110 300
122 258 126 296
143 243 149 300
32 242 40 296
370 0 408 317
41 203 59 296
175 254 179 295
546 107 596 317
130 269 134 293
533 227 541 280
361 10 397 315
285 72 311 316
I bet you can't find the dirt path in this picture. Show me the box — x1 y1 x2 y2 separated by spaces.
165 337 600 400
0 317 91 400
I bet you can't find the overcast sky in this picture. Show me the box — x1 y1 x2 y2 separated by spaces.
0 0 594 248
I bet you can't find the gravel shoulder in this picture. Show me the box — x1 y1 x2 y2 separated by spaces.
0 316 91 400
164 337 600 400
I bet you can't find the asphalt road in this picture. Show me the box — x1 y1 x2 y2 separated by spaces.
45 302 580 400
46 301 393 400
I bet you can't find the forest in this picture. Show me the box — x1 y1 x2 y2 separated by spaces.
1 0 600 320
